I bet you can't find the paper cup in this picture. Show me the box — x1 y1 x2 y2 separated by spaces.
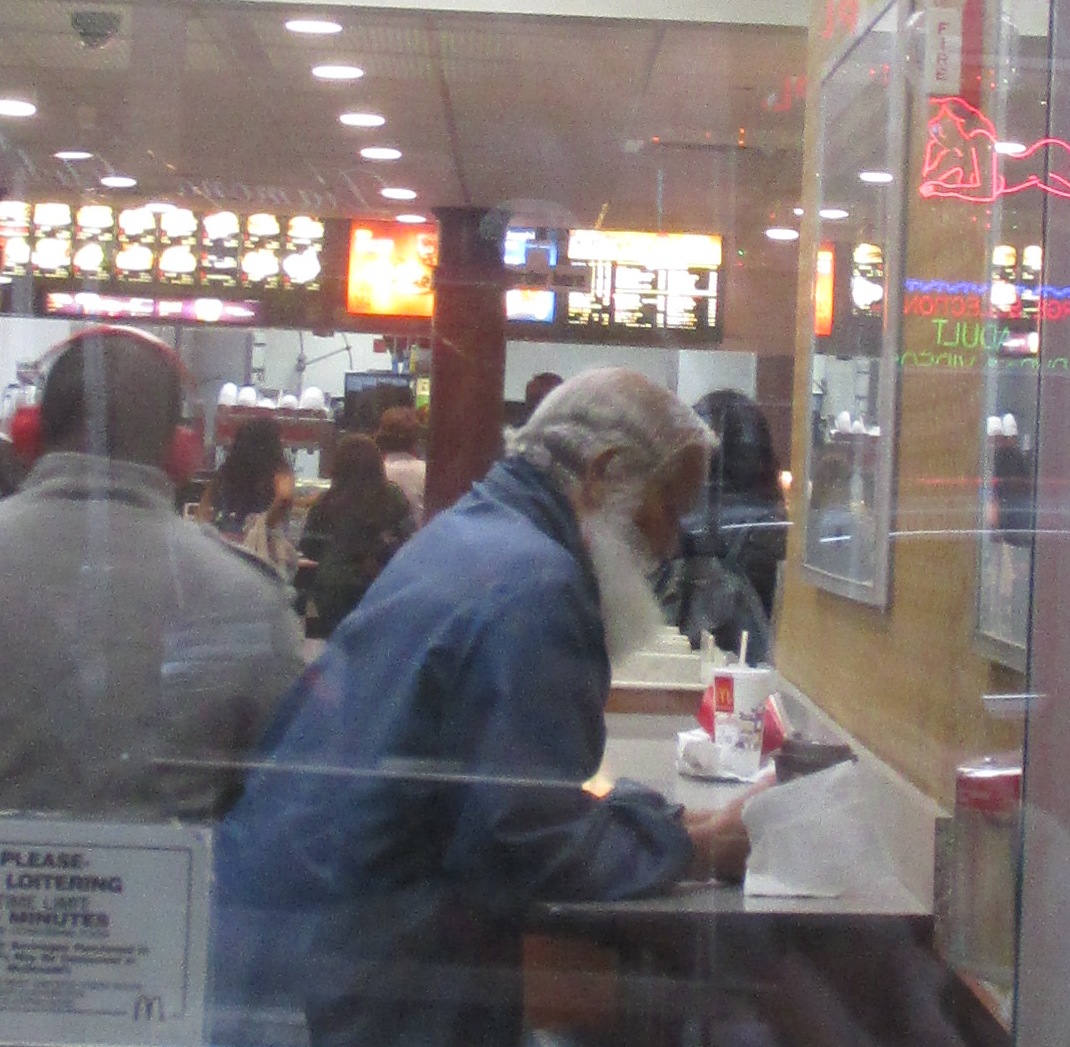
709 665 774 778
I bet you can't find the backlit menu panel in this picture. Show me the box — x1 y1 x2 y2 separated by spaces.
241 213 282 289
564 229 721 336
158 208 199 286
0 201 31 277
282 216 325 290
345 221 436 318
114 207 157 284
31 203 73 279
72 204 114 279
200 210 241 287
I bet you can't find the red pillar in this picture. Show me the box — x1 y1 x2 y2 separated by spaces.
424 206 507 518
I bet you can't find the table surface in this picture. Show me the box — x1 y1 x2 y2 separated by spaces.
539 713 929 921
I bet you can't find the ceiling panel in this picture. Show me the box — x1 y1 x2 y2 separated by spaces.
0 0 808 262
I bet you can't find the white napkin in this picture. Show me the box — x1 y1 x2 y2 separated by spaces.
675 728 761 782
742 760 897 897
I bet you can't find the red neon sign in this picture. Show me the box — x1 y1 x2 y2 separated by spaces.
920 95 1070 203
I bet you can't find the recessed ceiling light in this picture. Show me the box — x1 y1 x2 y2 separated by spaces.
995 140 1027 156
793 207 804 216
100 174 137 189
54 149 93 161
285 18 342 35
765 227 800 242
859 170 894 183
381 187 417 201
819 207 849 220
396 213 426 224
314 64 363 81
340 112 385 128
360 146 402 161
0 99 36 118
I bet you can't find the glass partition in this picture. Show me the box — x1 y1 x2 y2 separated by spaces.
802 0 908 605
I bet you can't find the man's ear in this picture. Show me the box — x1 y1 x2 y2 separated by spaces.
576 447 619 511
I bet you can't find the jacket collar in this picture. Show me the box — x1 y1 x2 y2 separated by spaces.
22 452 175 514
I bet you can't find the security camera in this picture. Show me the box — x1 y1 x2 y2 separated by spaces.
70 11 122 50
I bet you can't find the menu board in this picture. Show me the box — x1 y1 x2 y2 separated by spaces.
241 212 282 289
200 210 241 288
115 206 157 284
345 221 437 318
563 229 721 336
0 201 31 277
157 207 198 286
850 243 884 317
31 202 73 279
281 215 325 290
72 204 114 280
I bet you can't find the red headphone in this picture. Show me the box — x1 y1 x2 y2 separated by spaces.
9 324 202 484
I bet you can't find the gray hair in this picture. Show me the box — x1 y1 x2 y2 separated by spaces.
505 368 714 495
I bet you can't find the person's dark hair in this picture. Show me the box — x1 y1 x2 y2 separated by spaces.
693 390 782 506
523 372 564 420
375 407 422 455
217 417 288 521
39 328 182 466
315 434 390 522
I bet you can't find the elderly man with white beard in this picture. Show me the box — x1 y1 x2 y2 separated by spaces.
212 368 764 1047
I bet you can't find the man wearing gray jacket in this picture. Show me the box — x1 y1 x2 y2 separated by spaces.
0 325 304 821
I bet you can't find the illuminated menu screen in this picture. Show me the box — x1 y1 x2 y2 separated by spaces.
0 199 337 328
563 229 721 337
850 243 884 318
346 221 437 318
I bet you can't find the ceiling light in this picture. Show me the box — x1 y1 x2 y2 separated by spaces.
314 64 363 81
396 213 426 224
995 140 1027 156
340 112 385 128
0 99 36 118
100 174 137 189
765 227 800 242
819 207 849 220
360 146 402 161
381 187 417 201
54 149 93 161
859 170 894 183
285 18 342 35
793 207 804 216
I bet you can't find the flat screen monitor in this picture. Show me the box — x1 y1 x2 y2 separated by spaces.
342 371 414 433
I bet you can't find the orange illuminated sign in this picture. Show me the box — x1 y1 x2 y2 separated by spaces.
346 221 438 318
814 246 835 336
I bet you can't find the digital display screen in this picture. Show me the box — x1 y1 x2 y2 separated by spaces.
114 207 157 284
158 208 199 287
281 215 324 290
849 243 884 318
564 229 721 334
345 221 437 318
31 202 73 279
506 288 555 323
46 291 260 324
0 201 31 277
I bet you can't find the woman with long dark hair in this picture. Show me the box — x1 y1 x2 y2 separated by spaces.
200 416 298 579
661 390 788 663
300 434 415 633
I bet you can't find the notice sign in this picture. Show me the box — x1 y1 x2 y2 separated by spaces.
924 8 962 96
0 818 211 1047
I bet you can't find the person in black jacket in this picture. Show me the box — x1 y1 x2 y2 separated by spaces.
658 389 788 663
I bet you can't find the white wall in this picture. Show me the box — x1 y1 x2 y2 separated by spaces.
0 317 761 430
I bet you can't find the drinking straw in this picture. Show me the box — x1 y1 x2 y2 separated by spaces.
738 630 749 666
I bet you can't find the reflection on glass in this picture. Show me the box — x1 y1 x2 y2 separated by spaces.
803 1 905 603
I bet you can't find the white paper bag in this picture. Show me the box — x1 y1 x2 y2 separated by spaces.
742 760 899 897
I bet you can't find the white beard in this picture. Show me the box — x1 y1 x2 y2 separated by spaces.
582 509 665 666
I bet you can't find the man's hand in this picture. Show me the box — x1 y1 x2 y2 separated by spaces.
683 773 775 883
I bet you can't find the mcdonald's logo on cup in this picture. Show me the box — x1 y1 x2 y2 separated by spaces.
133 994 165 1021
